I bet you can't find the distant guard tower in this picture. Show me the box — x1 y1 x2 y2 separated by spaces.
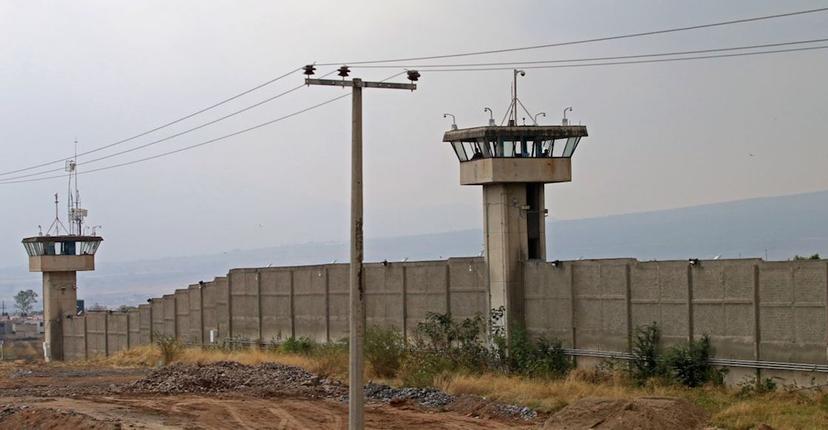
21 156 101 361
442 71 587 336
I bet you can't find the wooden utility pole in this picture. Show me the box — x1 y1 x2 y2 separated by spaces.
305 69 417 430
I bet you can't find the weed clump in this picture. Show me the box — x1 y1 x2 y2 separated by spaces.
627 322 723 388
154 332 183 365
365 326 405 378
396 310 572 386
629 322 664 383
663 335 719 387
280 336 314 354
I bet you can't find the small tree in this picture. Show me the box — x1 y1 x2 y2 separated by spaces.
794 254 821 260
14 289 38 315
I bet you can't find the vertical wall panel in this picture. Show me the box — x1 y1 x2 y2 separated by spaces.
174 289 190 343
229 269 259 340
127 308 141 348
259 268 293 342
201 281 218 343
188 284 203 345
85 311 107 358
524 260 573 346
448 258 488 322
404 261 450 335
293 266 328 340
138 304 152 345
213 277 230 340
365 263 404 330
150 298 164 338
107 312 129 354
162 294 176 337
327 264 350 341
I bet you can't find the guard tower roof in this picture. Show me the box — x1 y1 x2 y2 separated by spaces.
443 125 587 142
22 235 103 244
21 235 103 258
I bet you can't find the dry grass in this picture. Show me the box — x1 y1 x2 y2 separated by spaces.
434 371 828 429
99 347 828 429
710 392 828 430
102 345 348 379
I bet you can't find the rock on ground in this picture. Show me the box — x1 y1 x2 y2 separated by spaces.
126 361 538 421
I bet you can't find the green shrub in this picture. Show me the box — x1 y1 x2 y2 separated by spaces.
416 312 491 371
365 326 406 378
629 322 664 384
281 336 314 354
527 337 572 378
663 335 717 387
410 311 572 382
737 375 779 397
496 327 571 378
627 323 722 388
154 332 182 365
398 349 454 387
310 341 348 378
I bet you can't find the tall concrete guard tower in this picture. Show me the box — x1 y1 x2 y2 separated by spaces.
21 159 102 361
442 71 588 336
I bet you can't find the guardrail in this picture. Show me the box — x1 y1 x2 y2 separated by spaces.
563 348 828 373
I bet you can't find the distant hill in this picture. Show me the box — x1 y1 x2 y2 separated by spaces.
1 190 825 308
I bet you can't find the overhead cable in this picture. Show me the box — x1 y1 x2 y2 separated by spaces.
0 67 303 177
416 44 828 72
317 7 828 65
0 72 406 185
1 70 337 182
350 37 828 69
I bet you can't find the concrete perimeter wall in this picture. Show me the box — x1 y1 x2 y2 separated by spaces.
61 257 828 384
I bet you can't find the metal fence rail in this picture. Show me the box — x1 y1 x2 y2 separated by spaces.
563 348 828 373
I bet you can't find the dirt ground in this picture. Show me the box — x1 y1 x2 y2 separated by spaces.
0 364 537 429
0 361 718 429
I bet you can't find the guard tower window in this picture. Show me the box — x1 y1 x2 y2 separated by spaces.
562 137 581 158
62 241 76 256
451 142 468 161
22 236 103 257
444 127 587 163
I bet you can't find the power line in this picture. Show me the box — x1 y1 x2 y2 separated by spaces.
351 37 828 69
0 70 338 182
3 6 827 182
4 7 824 178
318 6 828 65
0 67 302 177
0 95 349 185
418 44 828 72
3 42 826 184
0 72 407 185
4 41 826 184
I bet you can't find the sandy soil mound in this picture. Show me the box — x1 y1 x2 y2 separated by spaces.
0 405 118 430
543 396 709 430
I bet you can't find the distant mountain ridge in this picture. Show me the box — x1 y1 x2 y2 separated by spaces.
1 190 825 308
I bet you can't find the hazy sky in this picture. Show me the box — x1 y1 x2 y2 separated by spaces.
1 0 827 264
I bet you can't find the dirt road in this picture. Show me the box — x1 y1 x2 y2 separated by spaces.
0 395 535 429
0 364 537 429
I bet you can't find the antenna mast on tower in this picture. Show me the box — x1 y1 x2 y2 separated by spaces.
66 139 87 236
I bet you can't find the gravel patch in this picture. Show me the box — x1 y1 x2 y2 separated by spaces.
125 361 539 421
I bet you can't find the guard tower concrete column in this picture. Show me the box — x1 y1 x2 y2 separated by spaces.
42 271 79 358
22 237 102 360
444 125 587 338
483 182 546 325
